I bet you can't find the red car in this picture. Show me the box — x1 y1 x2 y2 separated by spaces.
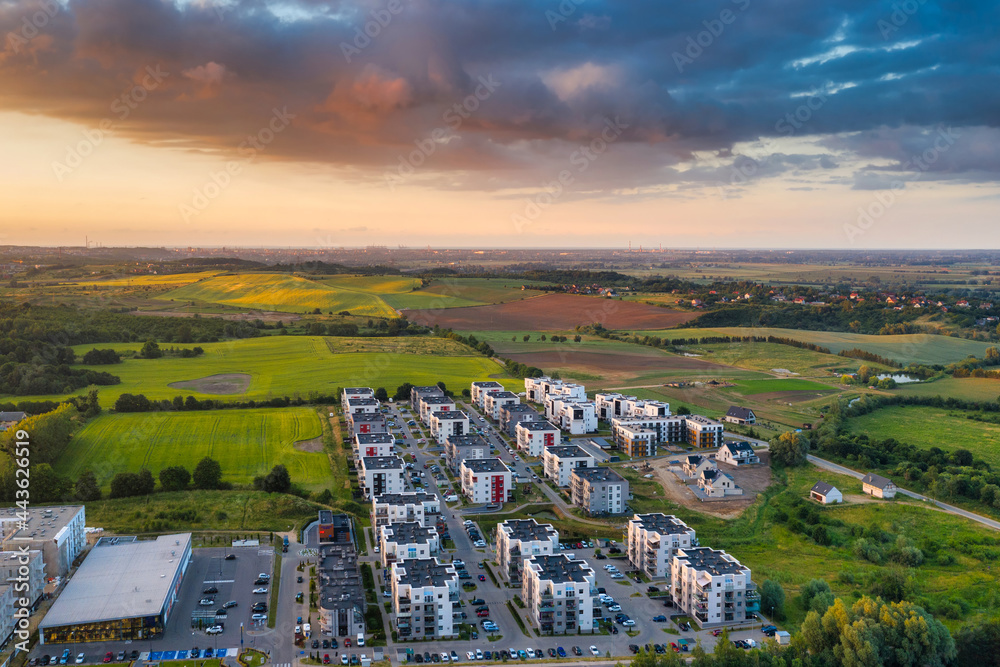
478 575 486 582
104 654 113 663
670 644 680 653
344 639 351 648
477 610 489 617
711 629 723 637
323 656 330 664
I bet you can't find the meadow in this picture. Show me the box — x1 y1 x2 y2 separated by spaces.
0 336 518 406
54 408 331 490
733 378 837 394
844 405 1000 468
896 376 1000 402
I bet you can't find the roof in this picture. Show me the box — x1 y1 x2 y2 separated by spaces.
486 391 519 400
319 541 365 614
685 415 722 427
40 534 191 628
701 469 734 485
674 547 748 577
356 433 394 444
461 458 510 474
350 413 386 422
571 467 626 484
721 441 755 455
810 481 838 496
472 381 504 388
394 557 457 588
544 445 591 459
725 406 755 419
862 472 894 489
343 387 374 395
0 505 84 543
518 420 560 432
630 513 693 536
346 397 380 406
685 455 704 466
446 434 490 448
498 519 558 542
433 410 468 420
381 522 438 546
525 554 594 584
0 412 26 422
422 396 455 405
373 492 439 506
362 455 405 470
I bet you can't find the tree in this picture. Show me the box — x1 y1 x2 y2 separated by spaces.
140 340 163 359
256 464 292 493
136 468 155 495
75 469 101 501
31 464 72 502
193 456 223 489
114 393 152 412
760 579 786 621
522 335 530 342
955 619 1000 667
394 383 414 401
436 381 447 393
176 324 194 344
110 472 143 498
374 387 389 402
159 466 191 492
573 335 581 342
770 431 809 466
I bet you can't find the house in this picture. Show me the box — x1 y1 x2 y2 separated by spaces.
697 469 743 498
809 481 842 505
724 406 756 425
0 411 26 432
682 455 716 477
861 473 897 499
715 442 760 466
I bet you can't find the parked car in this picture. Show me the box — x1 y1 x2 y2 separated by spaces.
103 653 112 664
556 647 566 658
203 586 218 594
653 615 667 622
322 655 330 664
199 598 215 606
75 655 85 664
572 647 582 656
253 587 268 594
471 598 485 605
590 646 600 657
207 625 224 635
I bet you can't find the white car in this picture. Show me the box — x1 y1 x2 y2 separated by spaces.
206 626 224 635
466 652 475 661
590 646 600 656
253 587 269 594
609 604 622 612
440 652 449 663
251 613 267 621
623 619 636 627
475 650 483 660
374 546 380 553
525 649 535 659
474 540 486 547
295 625 301 635
610 573 624 579
603 564 615 570
75 654 85 664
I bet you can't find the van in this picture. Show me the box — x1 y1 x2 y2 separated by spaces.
357 633 365 647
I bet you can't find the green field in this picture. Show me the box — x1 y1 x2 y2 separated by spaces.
55 408 331 489
733 378 836 394
845 405 1000 468
896 376 1000 402
631 327 994 366
0 336 518 406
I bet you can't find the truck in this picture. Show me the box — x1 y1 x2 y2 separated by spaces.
303 623 311 637
282 536 289 553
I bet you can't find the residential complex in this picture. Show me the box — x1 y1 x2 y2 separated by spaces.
347 412 388 437
0 505 86 579
522 554 595 635
418 396 456 425
371 492 441 529
391 558 460 640
484 390 520 420
499 403 543 436
379 522 440 567
459 458 513 504
671 547 758 628
410 385 444 408
359 455 406 499
542 445 595 487
344 397 380 415
316 513 367 639
354 432 395 459
430 410 469 444
610 414 724 454
470 381 504 409
515 420 561 457
444 434 490 474
495 519 559 583
627 513 696 579
569 467 629 515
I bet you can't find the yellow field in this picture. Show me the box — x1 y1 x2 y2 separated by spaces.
72 270 224 287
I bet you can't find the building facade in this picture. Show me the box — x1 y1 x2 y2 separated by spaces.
459 459 513 505
0 505 86 579
359 456 406 499
430 410 469 444
570 467 629 515
379 522 440 568
444 435 490 474
354 433 395 459
391 558 459 640
499 403 543 436
515 421 561 457
484 391 520 420
522 555 595 635
627 513 696 579
495 519 559 583
471 381 504 409
671 547 757 628
371 492 441 529
542 445 596 487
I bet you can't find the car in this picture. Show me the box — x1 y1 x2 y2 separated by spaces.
608 604 621 612
323 655 330 665
253 587 268 594
199 598 215 606
478 574 486 581
648 586 660 593
344 638 351 648
525 649 534 659
556 647 566 658
589 646 600 657
761 624 778 634
203 586 219 594
474 540 486 547
679 622 691 632
450 652 459 662
546 649 556 658
224 600 238 608
471 598 485 605
297 575 304 583
572 647 582 656
103 654 112 664
670 643 679 653
75 655 85 664
595 553 607 560
258 573 270 580
312 640 320 649
711 629 723 637
516 650 526 660
466 652 475 661
611 626 619 635
628 645 639 654
254 578 269 585
610 573 624 579
623 619 636 627
431 654 440 663
204 649 214 658
116 653 125 662
341 657 348 666
251 613 267 621
295 625 302 635
423 653 432 663
252 603 267 611
477 610 489 617
207 625 224 634
475 650 483 660
216 608 228 616
654 644 665 655
653 615 667 622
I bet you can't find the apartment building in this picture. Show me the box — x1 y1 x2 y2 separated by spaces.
515 421 561 457
627 513 696 579
671 547 757 628
614 424 657 457
499 403 543 436
542 445 595 487
610 414 723 454
570 467 629 515
354 432 395 459
419 396 456 425
391 558 460 640
371 492 441 530
444 434 490 474
344 397 380 415
522 554 595 635
358 456 406 499
347 412 388 437
410 385 444 407
594 393 634 420
543 398 598 435
379 522 440 568
685 415 725 448
471 381 505 409
524 377 586 404
596 394 670 420
0 548 45 606
430 410 469 444
0 505 86 579
484 391 520 420
495 519 559 583
341 387 375 405
316 513 367 639
459 458 513 505
0 584 16 649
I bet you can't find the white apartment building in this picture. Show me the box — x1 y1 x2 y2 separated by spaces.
627 513 696 579
0 584 15 649
379 522 440 568
484 391 520 420
671 547 756 628
471 381 505 409
430 410 469 444
391 558 460 640
344 396 380 415
495 519 559 583
595 394 670 420
354 432 395 459
341 387 375 405
459 458 513 505
610 414 723 454
347 412 388 437
419 396 456 425
570 467 629 516
522 554 595 635
371 492 441 529
0 505 86 579
542 445 595 487
524 377 586 404
554 401 598 435
359 456 406 500
515 421 561 457
444 434 490 474
0 548 45 605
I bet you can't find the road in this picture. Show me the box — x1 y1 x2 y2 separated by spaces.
807 454 1000 531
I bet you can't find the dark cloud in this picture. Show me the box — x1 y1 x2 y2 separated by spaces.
0 0 997 191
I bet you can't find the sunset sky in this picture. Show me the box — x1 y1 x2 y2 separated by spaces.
1 0 998 248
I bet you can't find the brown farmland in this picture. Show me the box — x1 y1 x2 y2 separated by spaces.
403 293 697 330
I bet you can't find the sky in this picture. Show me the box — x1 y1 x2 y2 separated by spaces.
1 0 998 249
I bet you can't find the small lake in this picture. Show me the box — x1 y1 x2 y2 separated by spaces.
875 373 922 384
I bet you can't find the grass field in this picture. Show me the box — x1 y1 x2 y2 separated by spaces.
55 408 331 489
844 405 1000 468
71 271 225 287
733 378 837 394
896 376 1000 402
686 341 881 377
0 336 518 406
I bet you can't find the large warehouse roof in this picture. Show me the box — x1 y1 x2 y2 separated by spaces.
40 534 190 628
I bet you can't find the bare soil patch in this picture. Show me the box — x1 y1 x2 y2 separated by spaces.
403 293 697 330
294 436 324 453
168 373 252 395
642 451 775 519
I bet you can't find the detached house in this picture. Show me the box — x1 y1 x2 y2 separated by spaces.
682 455 716 478
861 473 897 499
723 406 756 426
809 482 842 505
697 469 743 498
715 442 760 466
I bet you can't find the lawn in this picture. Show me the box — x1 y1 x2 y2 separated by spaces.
54 408 331 490
844 405 1000 468
162 273 400 316
1 336 517 406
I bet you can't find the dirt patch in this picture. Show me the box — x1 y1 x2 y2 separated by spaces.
402 293 697 331
294 436 324 453
638 450 775 519
752 390 836 402
168 373 252 395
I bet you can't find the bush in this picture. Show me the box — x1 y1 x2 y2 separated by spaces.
853 538 883 564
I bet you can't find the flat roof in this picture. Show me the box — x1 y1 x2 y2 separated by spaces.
433 410 468 420
501 403 536 413
631 513 693 536
394 558 457 588
382 522 438 545
0 505 84 543
461 458 510 473
40 534 191 628
487 391 518 400
373 492 439 506
499 519 557 542
545 445 591 459
350 413 386 422
319 542 365 613
674 547 748 576
572 467 626 484
472 381 504 388
685 415 722 426
362 455 405 470
347 397 380 406
343 387 374 394
518 421 559 431
356 433 394 444
421 396 455 404
447 435 489 448
526 554 593 584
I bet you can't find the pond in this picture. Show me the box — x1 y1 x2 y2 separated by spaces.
875 373 922 383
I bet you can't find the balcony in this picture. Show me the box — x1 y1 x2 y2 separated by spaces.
695 610 708 622
398 597 411 605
